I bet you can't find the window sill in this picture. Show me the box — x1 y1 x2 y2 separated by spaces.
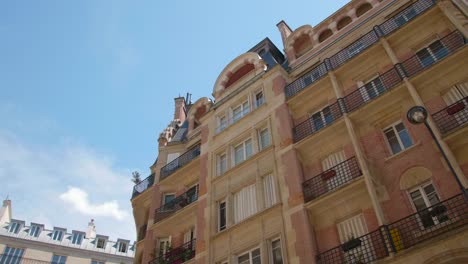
384 141 421 163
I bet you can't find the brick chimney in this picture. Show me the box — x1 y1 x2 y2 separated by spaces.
277 20 293 46
174 97 186 123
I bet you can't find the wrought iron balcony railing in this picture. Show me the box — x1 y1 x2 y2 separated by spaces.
149 239 196 264
399 30 465 78
137 224 147 241
293 101 343 142
317 193 468 263
303 157 362 203
432 97 468 134
285 0 437 99
132 174 155 199
160 145 201 181
154 185 199 224
0 255 51 264
343 67 402 113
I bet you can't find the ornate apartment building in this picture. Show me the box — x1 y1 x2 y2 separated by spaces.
0 200 135 264
131 0 468 263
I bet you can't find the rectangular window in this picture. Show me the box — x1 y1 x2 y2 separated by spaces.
96 238 106 249
348 40 365 57
232 101 250 123
1 247 24 264
271 239 284 264
416 40 448 68
218 200 227 231
71 232 84 245
238 248 261 264
394 6 417 26
255 91 264 108
118 242 128 253
259 128 270 150
360 76 385 102
217 115 228 133
52 229 64 241
159 238 171 256
91 261 105 264
217 153 227 176
263 174 277 209
384 122 413 155
321 150 351 191
51 255 67 264
8 222 21 234
336 214 370 262
234 139 253 166
29 224 41 237
183 227 195 244
311 106 333 132
233 184 258 223
409 182 447 229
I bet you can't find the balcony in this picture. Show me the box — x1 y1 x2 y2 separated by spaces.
154 185 199 224
317 193 468 263
0 255 49 264
343 67 402 113
284 0 437 99
432 97 468 135
293 101 343 142
302 157 362 203
160 145 201 181
399 31 465 78
149 239 196 264
132 174 155 199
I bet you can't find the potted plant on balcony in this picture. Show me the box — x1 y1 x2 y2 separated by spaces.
341 235 362 252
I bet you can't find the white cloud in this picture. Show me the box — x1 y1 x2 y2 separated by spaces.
60 187 128 220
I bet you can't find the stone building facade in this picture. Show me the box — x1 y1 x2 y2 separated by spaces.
131 0 468 263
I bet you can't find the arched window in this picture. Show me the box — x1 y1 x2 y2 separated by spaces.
293 34 313 57
356 3 372 17
318 29 333 43
337 16 352 30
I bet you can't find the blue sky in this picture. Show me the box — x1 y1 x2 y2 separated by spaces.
0 1 349 241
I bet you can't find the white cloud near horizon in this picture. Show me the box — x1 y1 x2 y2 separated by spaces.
60 187 128 220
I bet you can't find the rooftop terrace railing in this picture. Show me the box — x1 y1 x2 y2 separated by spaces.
303 157 362 203
132 174 155 199
149 239 196 264
432 97 468 134
285 0 437 99
160 144 201 181
317 193 468 263
154 185 199 224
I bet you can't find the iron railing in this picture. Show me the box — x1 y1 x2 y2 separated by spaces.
0 255 51 264
132 174 155 199
432 97 468 134
317 193 468 263
293 101 343 142
303 157 362 203
137 224 147 241
399 31 465 78
149 239 196 264
154 185 199 224
160 145 201 181
343 67 402 113
285 0 438 99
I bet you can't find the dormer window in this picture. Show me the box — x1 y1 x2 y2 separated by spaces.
29 224 42 237
52 228 65 241
96 236 108 249
117 240 129 253
71 231 84 245
8 221 22 234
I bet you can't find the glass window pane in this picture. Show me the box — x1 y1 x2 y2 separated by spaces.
235 145 244 165
410 190 428 211
260 129 270 149
233 106 242 121
312 112 324 131
396 123 413 149
245 139 253 158
385 129 402 154
272 240 283 264
417 49 434 67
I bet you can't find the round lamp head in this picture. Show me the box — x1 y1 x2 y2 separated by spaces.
407 106 428 125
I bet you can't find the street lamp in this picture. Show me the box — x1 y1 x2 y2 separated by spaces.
407 106 468 200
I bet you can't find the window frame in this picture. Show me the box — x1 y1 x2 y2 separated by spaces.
52 229 65 242
51 254 67 264
232 138 253 166
216 152 228 176
231 99 250 123
91 260 105 264
258 127 271 151
117 241 128 253
383 121 413 155
29 224 42 238
270 237 284 264
71 231 84 245
407 182 446 229
95 237 107 249
310 105 334 132
8 221 22 234
217 199 227 232
255 89 265 108
1 246 25 264
237 247 261 264
416 39 449 68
